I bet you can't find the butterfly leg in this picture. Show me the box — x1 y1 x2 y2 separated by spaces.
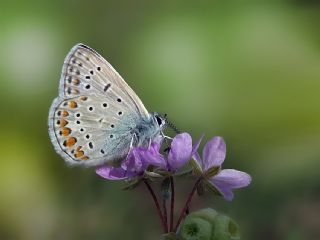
161 131 173 140
129 133 140 149
129 135 135 149
148 138 152 149
160 131 173 153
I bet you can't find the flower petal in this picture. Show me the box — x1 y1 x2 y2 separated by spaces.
152 135 164 152
192 152 202 171
168 133 192 170
192 134 204 169
192 134 204 156
202 136 226 170
210 169 251 201
122 149 144 173
96 165 134 180
138 146 167 169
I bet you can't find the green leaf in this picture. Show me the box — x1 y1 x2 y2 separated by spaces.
161 177 171 199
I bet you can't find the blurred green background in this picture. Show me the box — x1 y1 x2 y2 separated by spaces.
1 1 320 239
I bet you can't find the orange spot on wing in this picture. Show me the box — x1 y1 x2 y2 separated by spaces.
80 96 88 101
81 156 89 160
73 79 80 85
71 89 79 95
62 111 69 117
65 137 77 147
74 146 84 158
75 150 84 158
62 128 71 136
69 101 77 108
60 119 68 127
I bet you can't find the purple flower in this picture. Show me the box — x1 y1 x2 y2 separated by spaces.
96 144 166 181
193 136 251 201
96 133 193 180
134 132 194 172
167 133 193 171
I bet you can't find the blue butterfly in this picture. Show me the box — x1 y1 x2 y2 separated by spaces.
48 44 166 166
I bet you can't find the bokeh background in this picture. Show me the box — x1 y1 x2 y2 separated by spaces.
1 1 320 239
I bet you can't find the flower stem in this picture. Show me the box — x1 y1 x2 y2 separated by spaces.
186 207 189 215
169 176 175 232
143 179 168 233
162 198 168 230
173 176 202 232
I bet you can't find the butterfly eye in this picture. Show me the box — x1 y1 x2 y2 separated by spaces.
155 115 163 126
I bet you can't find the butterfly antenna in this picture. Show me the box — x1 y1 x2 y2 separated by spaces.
164 114 181 134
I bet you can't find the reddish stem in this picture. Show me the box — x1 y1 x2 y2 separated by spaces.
173 177 202 232
169 176 175 232
143 179 168 233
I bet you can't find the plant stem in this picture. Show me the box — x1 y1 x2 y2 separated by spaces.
169 176 175 232
143 179 168 233
162 198 168 230
173 176 202 232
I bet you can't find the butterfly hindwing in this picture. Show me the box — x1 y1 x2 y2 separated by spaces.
49 94 136 166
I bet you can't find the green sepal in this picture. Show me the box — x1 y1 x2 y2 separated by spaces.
122 178 141 190
155 169 170 177
190 159 202 175
144 170 164 179
203 166 220 178
204 179 223 197
197 179 206 196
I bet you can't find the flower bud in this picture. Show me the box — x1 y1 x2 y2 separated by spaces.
162 232 177 240
178 208 240 240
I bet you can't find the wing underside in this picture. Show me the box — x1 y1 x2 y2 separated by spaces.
48 44 150 166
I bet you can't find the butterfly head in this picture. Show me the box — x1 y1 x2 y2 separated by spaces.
151 113 181 134
152 113 167 130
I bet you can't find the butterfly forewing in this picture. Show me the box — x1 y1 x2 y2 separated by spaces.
49 44 150 166
59 44 149 119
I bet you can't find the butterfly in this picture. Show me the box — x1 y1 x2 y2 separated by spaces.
48 44 166 167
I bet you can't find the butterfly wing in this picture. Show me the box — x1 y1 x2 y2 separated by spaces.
59 44 149 118
49 44 150 166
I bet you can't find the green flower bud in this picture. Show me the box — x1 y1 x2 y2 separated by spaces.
212 214 240 240
179 217 212 240
178 208 240 240
162 232 177 240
